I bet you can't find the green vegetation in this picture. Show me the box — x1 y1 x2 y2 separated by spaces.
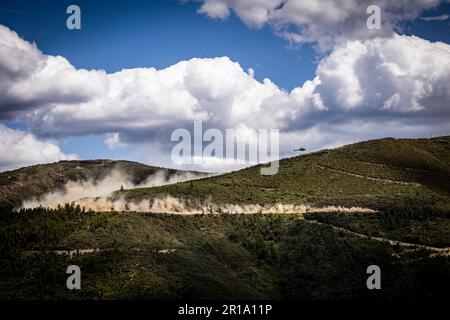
1 205 449 300
1 136 449 300
305 206 450 248
120 136 450 211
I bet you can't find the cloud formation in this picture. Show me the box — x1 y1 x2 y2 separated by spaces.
420 14 450 21
0 25 290 138
195 0 445 50
293 34 450 123
0 26 105 120
0 24 449 171
0 124 77 171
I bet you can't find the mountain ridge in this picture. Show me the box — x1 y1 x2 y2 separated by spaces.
118 135 450 211
1 135 449 211
0 159 207 209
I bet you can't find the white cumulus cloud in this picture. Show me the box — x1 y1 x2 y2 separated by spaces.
292 34 450 122
0 24 450 172
194 0 445 50
0 124 77 171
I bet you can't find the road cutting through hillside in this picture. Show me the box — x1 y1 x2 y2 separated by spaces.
353 160 434 173
23 214 449 258
315 163 422 187
301 216 450 257
25 247 177 258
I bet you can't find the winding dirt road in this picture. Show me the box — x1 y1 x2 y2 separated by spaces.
316 163 422 187
302 217 450 257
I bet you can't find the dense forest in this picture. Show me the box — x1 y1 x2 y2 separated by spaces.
1 204 449 300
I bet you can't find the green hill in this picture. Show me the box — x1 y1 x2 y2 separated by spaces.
0 160 206 210
119 136 450 211
1 136 449 300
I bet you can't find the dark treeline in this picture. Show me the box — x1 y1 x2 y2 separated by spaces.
1 205 449 300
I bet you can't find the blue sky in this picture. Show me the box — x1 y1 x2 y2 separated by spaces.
0 0 450 171
1 0 317 162
0 0 317 89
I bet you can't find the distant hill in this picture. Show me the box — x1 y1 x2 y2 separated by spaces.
119 136 450 211
0 160 207 209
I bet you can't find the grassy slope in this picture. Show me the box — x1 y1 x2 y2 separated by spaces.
120 136 450 210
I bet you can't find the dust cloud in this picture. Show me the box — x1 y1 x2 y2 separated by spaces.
21 170 375 214
20 169 206 210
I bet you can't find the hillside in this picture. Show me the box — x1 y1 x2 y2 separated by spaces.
119 136 450 211
0 160 207 210
1 136 449 300
1 206 449 300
